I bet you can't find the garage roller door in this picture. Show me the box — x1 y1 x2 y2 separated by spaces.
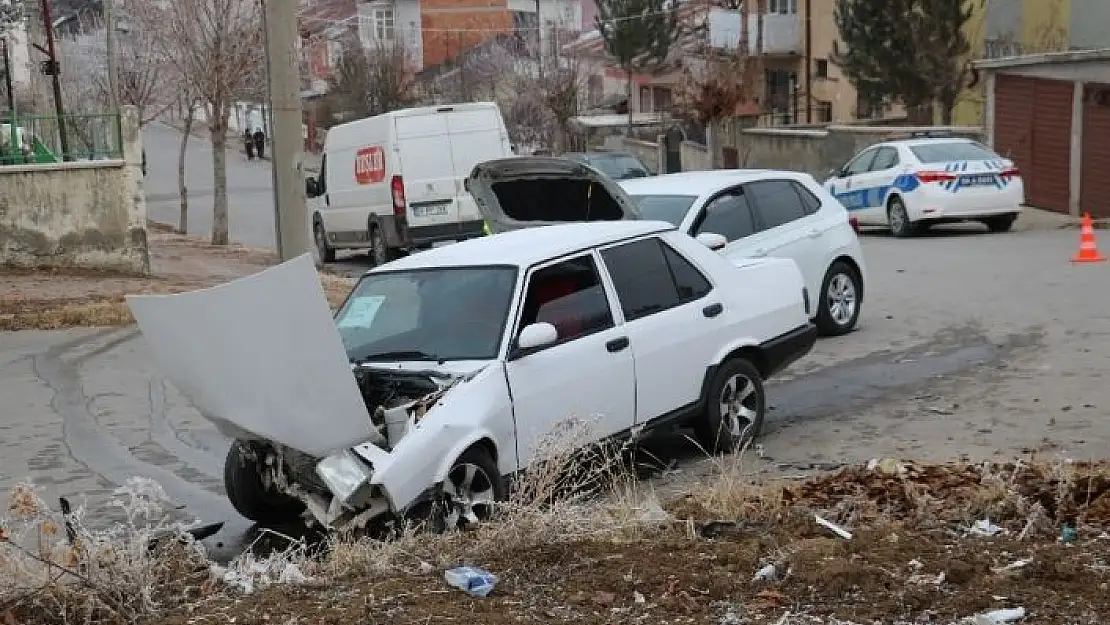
993 75 1073 214
1081 84 1110 218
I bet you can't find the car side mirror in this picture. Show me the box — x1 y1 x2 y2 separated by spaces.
695 232 728 251
515 322 559 353
305 177 318 198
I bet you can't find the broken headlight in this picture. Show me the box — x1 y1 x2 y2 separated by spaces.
315 450 374 507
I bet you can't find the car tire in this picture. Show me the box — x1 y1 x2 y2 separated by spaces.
368 224 401 267
314 218 336 263
414 445 504 533
983 212 1018 233
223 440 305 525
694 357 766 455
888 197 919 238
815 260 862 336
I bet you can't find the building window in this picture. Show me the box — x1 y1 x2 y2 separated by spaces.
816 100 832 122
652 87 673 112
639 86 651 113
588 74 603 106
360 3 395 45
815 58 828 79
768 0 798 14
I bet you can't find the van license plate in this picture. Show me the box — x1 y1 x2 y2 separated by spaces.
412 204 449 218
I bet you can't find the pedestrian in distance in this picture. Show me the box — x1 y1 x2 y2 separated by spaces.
243 129 255 160
253 128 266 159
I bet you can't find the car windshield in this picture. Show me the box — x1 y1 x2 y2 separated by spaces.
910 141 999 163
590 154 651 179
628 194 698 225
335 266 518 362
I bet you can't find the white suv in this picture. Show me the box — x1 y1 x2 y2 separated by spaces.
466 159 867 337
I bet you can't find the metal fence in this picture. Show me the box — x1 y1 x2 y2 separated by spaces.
1 113 123 165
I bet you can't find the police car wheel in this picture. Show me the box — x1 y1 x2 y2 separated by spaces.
983 213 1017 233
888 198 918 238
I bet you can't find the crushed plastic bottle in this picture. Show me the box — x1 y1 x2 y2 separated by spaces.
444 565 499 597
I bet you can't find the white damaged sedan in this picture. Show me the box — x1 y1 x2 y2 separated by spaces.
126 220 817 531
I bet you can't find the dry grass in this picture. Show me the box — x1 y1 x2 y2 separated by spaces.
0 273 356 332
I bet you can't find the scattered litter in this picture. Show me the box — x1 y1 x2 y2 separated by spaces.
866 458 906 476
928 406 954 415
969 519 1004 537
633 590 646 604
444 566 498 597
1060 524 1078 543
638 498 672 523
418 560 435 574
815 515 853 540
993 557 1033 573
752 563 777 582
963 607 1026 624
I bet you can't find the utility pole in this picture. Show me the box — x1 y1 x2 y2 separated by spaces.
2 38 14 115
534 0 543 82
104 0 119 111
260 0 310 262
38 0 70 160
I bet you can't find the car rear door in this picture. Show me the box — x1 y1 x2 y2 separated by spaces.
443 107 513 222
596 235 719 425
742 179 827 298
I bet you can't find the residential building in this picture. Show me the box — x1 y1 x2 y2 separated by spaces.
953 0 1110 126
569 0 879 127
418 0 580 70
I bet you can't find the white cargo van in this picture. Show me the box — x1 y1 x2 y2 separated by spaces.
305 102 514 264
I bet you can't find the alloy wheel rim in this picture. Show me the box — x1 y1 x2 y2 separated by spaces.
826 273 857 326
718 373 759 442
442 462 496 529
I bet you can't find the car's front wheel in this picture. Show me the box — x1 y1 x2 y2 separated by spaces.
223 440 305 525
815 260 862 336
406 445 505 533
694 357 766 454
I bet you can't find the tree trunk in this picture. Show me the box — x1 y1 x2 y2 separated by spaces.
625 62 634 137
209 105 230 246
177 100 195 234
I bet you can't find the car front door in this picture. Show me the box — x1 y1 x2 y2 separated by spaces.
597 235 718 426
687 185 769 260
503 252 636 467
828 147 878 211
742 179 826 298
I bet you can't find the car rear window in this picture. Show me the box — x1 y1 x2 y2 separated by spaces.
592 154 651 178
910 142 999 163
628 194 698 226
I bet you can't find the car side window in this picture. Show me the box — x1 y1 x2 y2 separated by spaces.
518 254 614 344
660 240 713 301
790 181 822 215
745 180 808 229
844 149 876 176
600 237 706 321
691 189 757 242
869 146 899 171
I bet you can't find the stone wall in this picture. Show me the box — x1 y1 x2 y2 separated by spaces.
0 106 150 274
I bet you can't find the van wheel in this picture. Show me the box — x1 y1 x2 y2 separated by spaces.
224 440 305 525
368 225 398 267
314 219 335 263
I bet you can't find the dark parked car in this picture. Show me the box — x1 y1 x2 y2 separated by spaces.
562 151 653 181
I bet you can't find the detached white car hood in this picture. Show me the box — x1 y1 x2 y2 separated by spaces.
126 254 375 458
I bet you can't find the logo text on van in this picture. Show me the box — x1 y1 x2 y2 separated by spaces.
354 146 386 185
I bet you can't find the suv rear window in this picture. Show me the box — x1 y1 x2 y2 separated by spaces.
910 142 998 163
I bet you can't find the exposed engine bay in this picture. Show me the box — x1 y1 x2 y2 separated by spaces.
256 365 463 529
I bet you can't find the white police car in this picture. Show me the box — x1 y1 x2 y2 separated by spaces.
822 137 1024 238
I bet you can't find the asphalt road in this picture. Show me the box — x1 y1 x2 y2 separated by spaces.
2 222 1107 558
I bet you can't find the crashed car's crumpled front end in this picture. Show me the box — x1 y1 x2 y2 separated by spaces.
126 254 498 530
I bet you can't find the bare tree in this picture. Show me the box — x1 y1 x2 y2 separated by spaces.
323 32 418 121
133 0 264 245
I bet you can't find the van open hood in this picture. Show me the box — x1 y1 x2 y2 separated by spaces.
125 254 376 458
466 156 642 232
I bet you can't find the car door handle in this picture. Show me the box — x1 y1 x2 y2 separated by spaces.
752 248 767 257
703 302 723 318
606 337 629 353
807 227 822 239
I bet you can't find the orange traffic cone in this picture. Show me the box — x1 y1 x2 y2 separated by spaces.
1071 213 1106 263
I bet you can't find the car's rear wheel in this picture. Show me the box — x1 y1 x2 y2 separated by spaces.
314 218 336 263
224 440 305 525
694 357 766 455
816 260 862 336
888 197 919 238
983 212 1018 233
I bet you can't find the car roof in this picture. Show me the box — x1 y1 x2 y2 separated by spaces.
617 168 798 197
368 221 676 274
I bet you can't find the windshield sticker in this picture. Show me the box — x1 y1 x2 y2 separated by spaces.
338 296 385 328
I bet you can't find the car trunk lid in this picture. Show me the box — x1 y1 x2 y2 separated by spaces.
466 156 643 232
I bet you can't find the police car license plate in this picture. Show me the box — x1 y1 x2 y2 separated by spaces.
962 174 997 186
